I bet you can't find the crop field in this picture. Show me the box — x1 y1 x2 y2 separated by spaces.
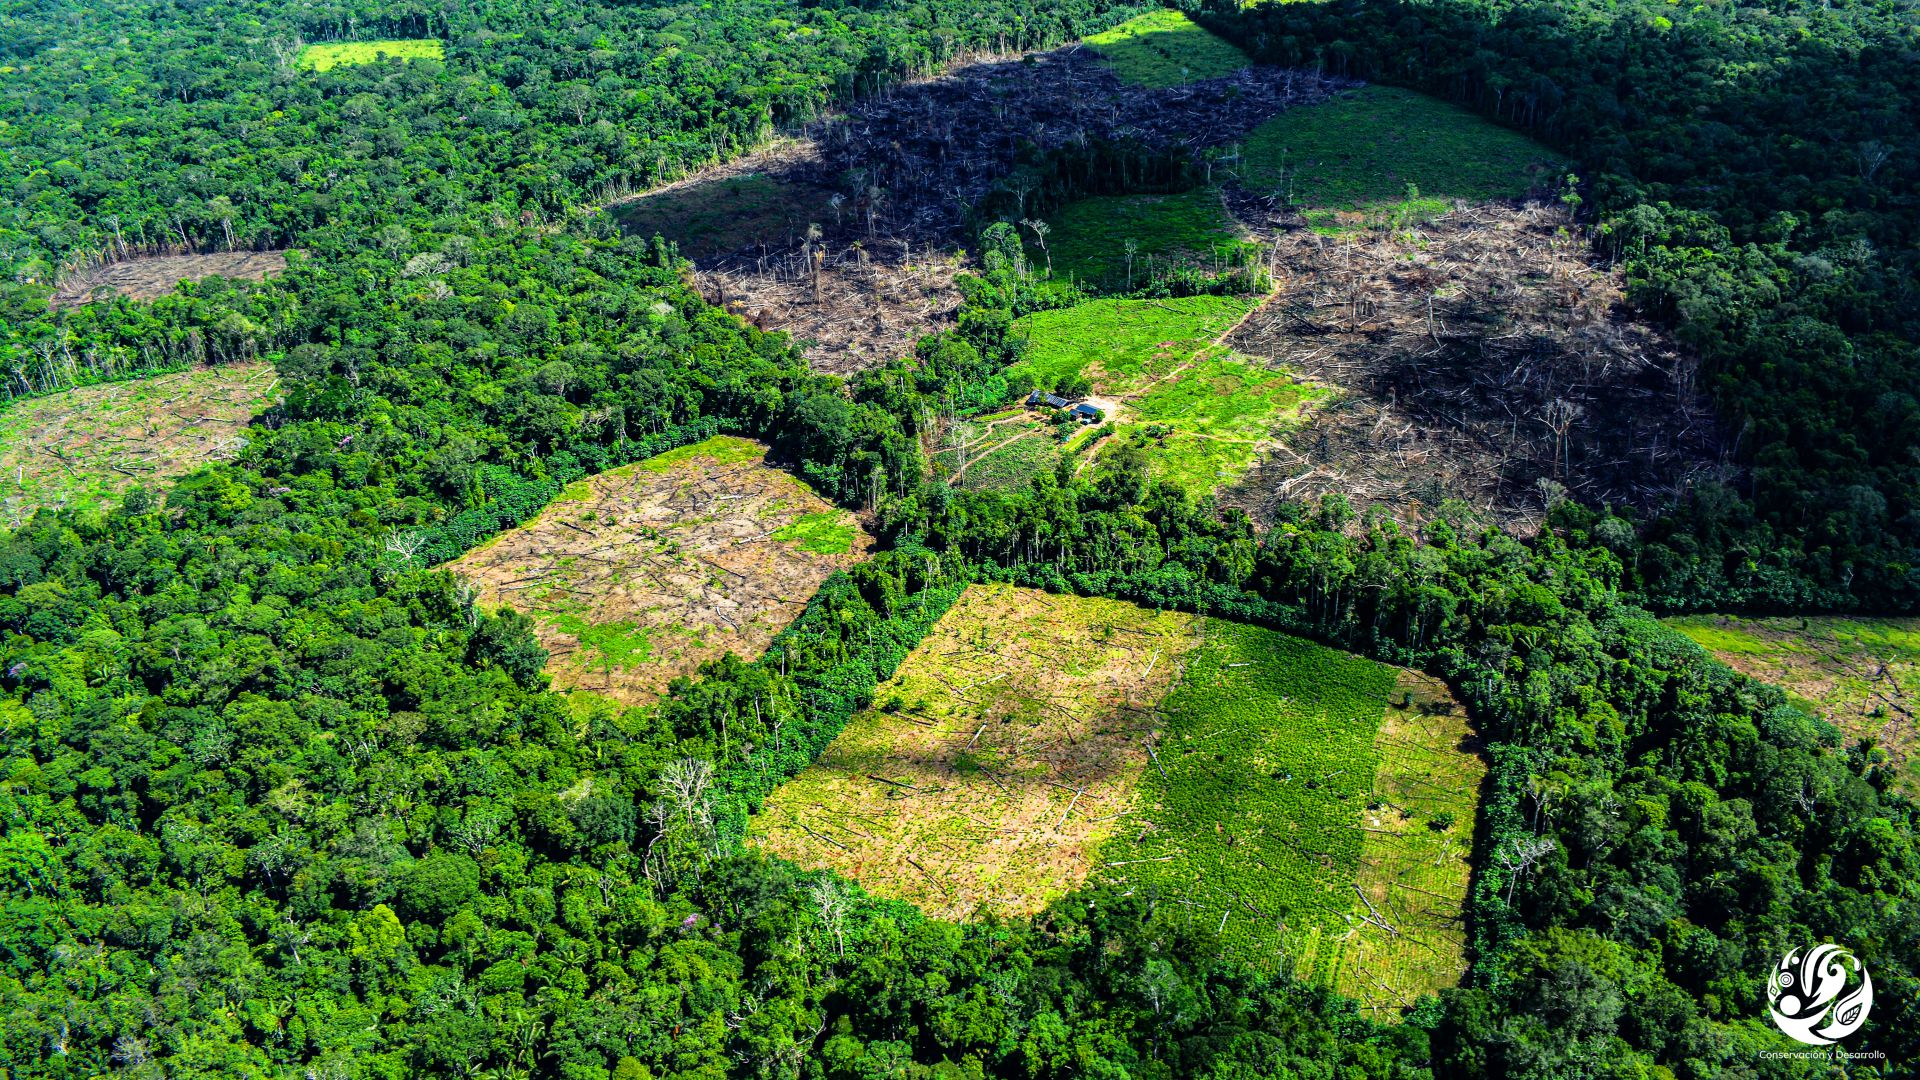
0 361 277 526
442 437 870 705
1083 10 1250 87
755 586 1483 1007
1011 297 1322 494
1337 671 1483 1014
1033 188 1249 292
615 173 830 261
1238 86 1559 231
296 39 444 70
751 585 1202 918
1668 615 1920 794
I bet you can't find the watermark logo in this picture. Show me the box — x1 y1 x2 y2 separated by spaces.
1768 944 1872 1046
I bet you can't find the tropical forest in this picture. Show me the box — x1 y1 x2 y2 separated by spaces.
0 0 1915 1076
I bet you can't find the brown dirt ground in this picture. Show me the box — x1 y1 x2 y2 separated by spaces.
1338 670 1484 1016
1220 200 1726 533
0 361 277 525
750 583 1204 919
441 437 871 706
50 251 289 308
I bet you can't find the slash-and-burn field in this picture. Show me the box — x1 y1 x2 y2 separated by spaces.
752 584 1482 1010
0 361 278 525
444 437 870 705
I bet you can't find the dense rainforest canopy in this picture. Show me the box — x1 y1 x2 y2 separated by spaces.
0 0 1917 1077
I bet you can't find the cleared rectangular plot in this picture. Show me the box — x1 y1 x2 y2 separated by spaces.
1 361 277 526
443 437 870 705
755 585 1483 1012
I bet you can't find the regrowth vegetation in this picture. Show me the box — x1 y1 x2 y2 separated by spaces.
1082 9 1250 87
1239 86 1558 231
294 39 445 71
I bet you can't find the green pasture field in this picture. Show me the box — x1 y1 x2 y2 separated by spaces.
1667 614 1920 794
1083 10 1250 87
1239 85 1559 232
1032 187 1252 293
296 39 444 71
1010 296 1321 494
1097 621 1395 972
615 173 827 260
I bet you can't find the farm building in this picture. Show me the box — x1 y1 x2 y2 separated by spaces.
1027 390 1072 409
1069 403 1104 424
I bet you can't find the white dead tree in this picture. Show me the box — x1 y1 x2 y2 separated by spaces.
1498 836 1558 902
809 877 851 957
383 529 427 565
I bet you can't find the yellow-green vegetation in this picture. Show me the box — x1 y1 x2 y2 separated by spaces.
442 436 870 705
755 586 1482 1008
1033 188 1252 292
1337 672 1484 1015
0 362 279 527
615 173 826 260
772 509 859 554
296 39 443 71
1239 85 1559 231
1668 615 1920 794
935 412 1081 493
1097 621 1393 974
1083 9 1250 87
1012 296 1324 494
751 585 1203 919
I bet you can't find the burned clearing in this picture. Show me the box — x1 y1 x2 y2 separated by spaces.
752 584 1201 919
50 251 289 308
756 585 1483 1011
612 46 1348 371
1668 615 1920 796
1220 203 1723 532
0 361 277 525
442 437 870 706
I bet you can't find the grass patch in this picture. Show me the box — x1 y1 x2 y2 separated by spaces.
1666 615 1920 794
1335 671 1483 1015
633 434 766 473
1083 10 1249 87
1032 188 1251 293
1096 621 1395 972
0 362 279 526
296 39 443 71
1013 295 1254 395
442 438 869 705
615 174 828 261
772 510 858 554
1239 85 1559 232
1012 297 1323 495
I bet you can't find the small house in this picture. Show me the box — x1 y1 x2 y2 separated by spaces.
1026 390 1072 410
1069 403 1103 424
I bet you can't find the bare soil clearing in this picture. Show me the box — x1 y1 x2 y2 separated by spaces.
751 584 1201 918
51 251 289 308
613 48 1349 371
1668 615 1920 795
1220 202 1723 532
442 437 871 706
0 361 277 525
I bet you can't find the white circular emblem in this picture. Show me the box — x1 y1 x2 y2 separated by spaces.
1768 944 1872 1045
